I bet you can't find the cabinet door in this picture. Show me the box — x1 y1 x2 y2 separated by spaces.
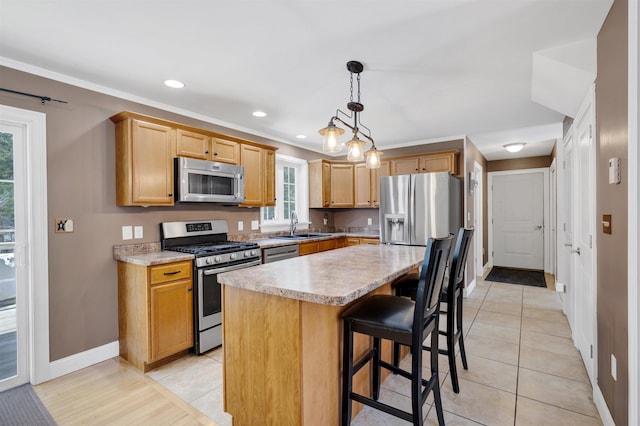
391 157 420 175
176 129 210 160
329 164 354 207
371 161 391 207
212 138 240 164
419 152 457 174
346 238 360 246
354 164 372 207
130 120 175 205
264 149 276 206
298 241 319 256
149 279 193 362
321 162 331 207
240 144 264 206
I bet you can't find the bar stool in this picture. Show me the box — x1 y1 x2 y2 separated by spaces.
393 227 474 394
341 235 453 426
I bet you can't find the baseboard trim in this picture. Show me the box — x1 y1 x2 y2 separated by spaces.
48 341 119 381
464 278 477 297
593 383 615 426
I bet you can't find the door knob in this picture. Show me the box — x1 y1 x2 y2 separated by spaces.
534 225 543 230
571 247 581 255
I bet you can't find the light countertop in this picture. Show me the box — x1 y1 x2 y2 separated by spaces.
217 244 425 306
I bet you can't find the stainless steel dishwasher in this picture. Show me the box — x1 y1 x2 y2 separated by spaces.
262 244 300 263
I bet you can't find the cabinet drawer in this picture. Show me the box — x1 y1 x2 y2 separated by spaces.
149 261 192 284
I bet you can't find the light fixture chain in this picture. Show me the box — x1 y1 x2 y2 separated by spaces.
357 72 361 102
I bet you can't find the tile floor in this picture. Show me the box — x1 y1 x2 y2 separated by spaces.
147 276 602 425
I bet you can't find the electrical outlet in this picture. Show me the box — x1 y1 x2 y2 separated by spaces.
134 226 143 239
611 354 617 381
122 226 133 240
238 221 244 231
367 218 372 226
55 218 74 233
251 220 260 230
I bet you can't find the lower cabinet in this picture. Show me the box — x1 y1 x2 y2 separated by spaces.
298 237 346 256
346 237 380 246
118 260 193 372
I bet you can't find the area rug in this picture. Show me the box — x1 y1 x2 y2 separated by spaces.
0 384 56 425
485 266 546 287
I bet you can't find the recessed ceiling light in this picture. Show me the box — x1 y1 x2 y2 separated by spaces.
296 134 307 139
503 142 526 153
164 79 185 88
252 111 267 117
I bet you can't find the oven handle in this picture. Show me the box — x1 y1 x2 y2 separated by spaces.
203 259 262 275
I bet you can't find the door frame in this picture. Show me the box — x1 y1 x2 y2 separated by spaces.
0 104 50 385
488 167 550 273
473 161 484 276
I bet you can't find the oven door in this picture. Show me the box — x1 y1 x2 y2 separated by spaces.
197 260 262 331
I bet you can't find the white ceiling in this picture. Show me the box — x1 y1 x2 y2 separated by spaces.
0 0 612 160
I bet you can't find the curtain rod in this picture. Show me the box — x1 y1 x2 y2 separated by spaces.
0 87 68 105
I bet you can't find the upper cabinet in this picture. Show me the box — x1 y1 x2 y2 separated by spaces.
212 137 240 165
390 150 459 176
111 111 276 207
355 161 390 207
309 160 354 208
113 116 175 206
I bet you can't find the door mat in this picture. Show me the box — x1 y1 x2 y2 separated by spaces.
0 384 57 425
485 267 546 287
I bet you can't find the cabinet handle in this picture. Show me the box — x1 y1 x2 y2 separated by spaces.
188 288 193 292
168 193 173 197
214 152 218 156
163 270 181 276
205 150 209 154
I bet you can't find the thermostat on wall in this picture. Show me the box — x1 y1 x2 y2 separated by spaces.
608 157 620 184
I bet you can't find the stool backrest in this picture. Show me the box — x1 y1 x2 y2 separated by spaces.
448 227 475 293
414 235 453 337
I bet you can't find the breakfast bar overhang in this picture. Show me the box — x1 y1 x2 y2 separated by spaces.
218 244 426 425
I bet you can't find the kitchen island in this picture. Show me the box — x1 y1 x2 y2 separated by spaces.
218 244 426 426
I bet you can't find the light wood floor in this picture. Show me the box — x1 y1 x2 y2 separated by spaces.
34 357 217 426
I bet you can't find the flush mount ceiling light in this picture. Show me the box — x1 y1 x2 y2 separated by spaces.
296 134 307 139
163 79 185 88
252 111 267 117
319 60 383 169
503 142 526 153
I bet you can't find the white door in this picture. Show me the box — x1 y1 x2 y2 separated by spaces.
473 162 484 277
573 89 596 382
0 122 28 391
492 172 545 270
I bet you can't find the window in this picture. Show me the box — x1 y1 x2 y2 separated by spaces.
260 154 309 233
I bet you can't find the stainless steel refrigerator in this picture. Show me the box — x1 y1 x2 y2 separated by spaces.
379 172 462 245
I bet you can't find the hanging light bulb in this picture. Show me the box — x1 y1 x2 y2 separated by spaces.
365 146 383 169
319 121 345 153
346 134 366 162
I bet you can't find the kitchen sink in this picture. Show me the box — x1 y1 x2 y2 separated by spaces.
273 233 332 240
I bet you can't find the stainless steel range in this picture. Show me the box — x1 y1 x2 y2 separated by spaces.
161 220 261 354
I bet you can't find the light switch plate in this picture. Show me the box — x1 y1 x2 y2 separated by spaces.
134 226 143 239
367 218 373 226
122 226 133 240
237 221 244 231
251 220 260 230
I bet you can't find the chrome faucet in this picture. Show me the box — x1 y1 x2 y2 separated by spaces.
290 211 298 236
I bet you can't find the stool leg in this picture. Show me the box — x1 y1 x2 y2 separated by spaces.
456 289 468 370
342 320 354 426
431 317 445 426
411 339 423 425
373 337 381 400
393 342 400 368
448 294 460 393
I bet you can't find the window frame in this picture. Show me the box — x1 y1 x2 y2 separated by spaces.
260 154 309 233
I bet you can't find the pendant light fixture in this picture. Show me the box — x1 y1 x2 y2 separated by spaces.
318 60 383 168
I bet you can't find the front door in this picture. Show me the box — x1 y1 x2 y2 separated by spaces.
492 172 545 270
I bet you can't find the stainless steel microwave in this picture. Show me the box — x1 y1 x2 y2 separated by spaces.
175 157 245 204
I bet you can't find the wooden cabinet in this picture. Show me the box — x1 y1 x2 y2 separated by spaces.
354 161 390 207
329 163 354 207
346 237 380 246
113 116 175 206
176 129 210 160
118 260 193 372
298 238 341 256
212 137 240 164
390 150 459 176
239 143 277 207
309 161 354 209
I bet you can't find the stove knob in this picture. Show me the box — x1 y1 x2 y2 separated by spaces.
244 251 250 257
214 256 222 263
230 253 237 260
206 258 214 265
251 250 258 256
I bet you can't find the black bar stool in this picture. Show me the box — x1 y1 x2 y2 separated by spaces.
393 227 474 394
341 235 453 426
